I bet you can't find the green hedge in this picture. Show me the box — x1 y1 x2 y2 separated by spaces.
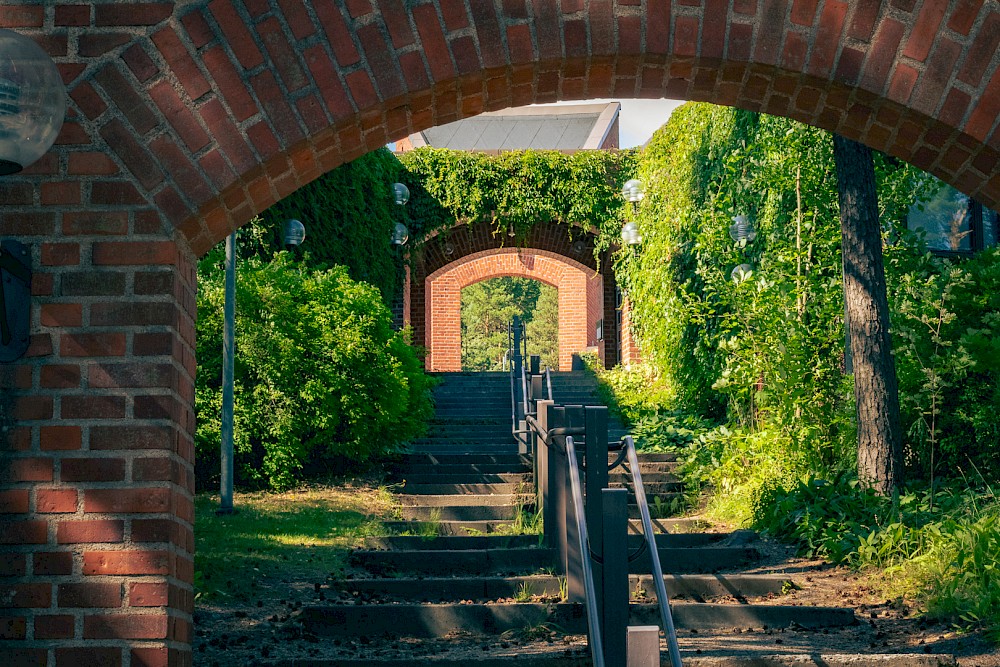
195 251 432 490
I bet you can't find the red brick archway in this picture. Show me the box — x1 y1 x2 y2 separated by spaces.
2 2 999 664
425 248 603 371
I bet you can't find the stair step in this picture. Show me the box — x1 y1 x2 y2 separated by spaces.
392 473 531 485
383 520 520 535
299 653 955 666
401 483 522 495
349 546 753 575
362 533 729 551
398 494 524 507
399 504 529 521
395 453 529 465
395 464 530 475
300 601 856 637
330 572 797 601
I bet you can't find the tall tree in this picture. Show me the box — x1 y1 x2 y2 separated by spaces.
833 134 903 495
525 284 559 370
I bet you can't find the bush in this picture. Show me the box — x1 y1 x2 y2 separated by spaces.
195 251 433 490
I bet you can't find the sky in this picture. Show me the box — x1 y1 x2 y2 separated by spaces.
531 98 686 148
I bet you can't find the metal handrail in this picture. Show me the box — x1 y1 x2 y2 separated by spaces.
623 435 683 667
520 362 530 419
564 435 605 667
545 366 553 401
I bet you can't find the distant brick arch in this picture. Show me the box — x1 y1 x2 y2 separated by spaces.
2 2 1000 664
425 248 604 371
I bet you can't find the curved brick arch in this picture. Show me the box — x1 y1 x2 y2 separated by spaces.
2 2 1000 665
425 248 604 371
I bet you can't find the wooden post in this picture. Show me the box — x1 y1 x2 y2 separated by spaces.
602 488 629 665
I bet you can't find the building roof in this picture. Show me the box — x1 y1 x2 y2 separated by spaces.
402 102 620 151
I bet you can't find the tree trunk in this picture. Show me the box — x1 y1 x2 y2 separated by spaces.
833 134 903 496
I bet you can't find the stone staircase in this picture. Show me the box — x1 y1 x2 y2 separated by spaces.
302 371 956 666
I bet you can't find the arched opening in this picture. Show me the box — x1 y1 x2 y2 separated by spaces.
460 277 560 371
2 3 999 663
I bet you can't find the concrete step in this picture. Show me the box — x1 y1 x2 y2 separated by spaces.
349 546 754 575
349 547 550 575
286 653 955 666
361 532 728 552
383 520 521 535
398 494 524 507
401 482 523 495
395 464 530 475
331 572 796 601
299 601 857 638
399 504 528 521
391 473 531 485
395 453 530 465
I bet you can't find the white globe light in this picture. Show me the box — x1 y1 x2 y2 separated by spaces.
0 29 66 175
729 214 757 246
282 219 305 246
391 222 409 246
622 179 644 203
731 263 754 283
392 182 410 205
621 221 641 246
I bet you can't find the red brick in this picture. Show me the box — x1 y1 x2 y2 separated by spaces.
948 0 985 34
130 646 167 667
61 333 126 357
40 425 82 450
55 5 90 26
673 15 699 57
958 11 1000 87
57 519 125 544
123 43 159 82
129 582 168 607
5 457 53 482
61 395 126 420
0 553 26 576
85 613 169 640
37 488 78 513
208 0 264 69
0 211 55 235
56 647 123 667
0 520 47 544
2 583 51 607
40 243 79 266
89 363 174 389
40 303 81 327
152 25 212 100
84 488 171 514
63 211 128 235
33 551 74 575
0 5 43 27
83 550 171 575
35 614 74 639
91 302 176 327
59 582 123 608
91 425 174 451
61 458 126 483
0 615 26 639
96 2 172 26
903 0 949 61
41 181 82 206
92 241 177 265
148 82 211 153
68 152 119 175
0 489 29 513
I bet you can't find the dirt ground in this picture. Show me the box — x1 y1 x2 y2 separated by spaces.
194 532 1000 666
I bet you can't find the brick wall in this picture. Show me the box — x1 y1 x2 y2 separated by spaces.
424 248 603 371
0 1 998 663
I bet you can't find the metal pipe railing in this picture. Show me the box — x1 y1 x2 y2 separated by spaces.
564 435 605 667
624 435 683 667
545 367 553 401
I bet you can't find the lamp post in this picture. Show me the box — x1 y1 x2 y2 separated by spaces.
621 179 643 246
392 182 410 245
0 29 66 363
218 220 305 515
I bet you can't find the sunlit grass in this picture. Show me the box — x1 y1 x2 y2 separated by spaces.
194 481 395 601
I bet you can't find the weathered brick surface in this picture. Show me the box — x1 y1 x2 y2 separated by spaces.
1 1 997 663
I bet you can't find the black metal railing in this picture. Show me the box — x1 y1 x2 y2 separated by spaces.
515 353 683 666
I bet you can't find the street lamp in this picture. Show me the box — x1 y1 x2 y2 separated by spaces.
621 179 644 246
219 220 305 515
729 214 756 247
0 30 66 363
282 218 306 248
392 182 410 246
0 29 66 175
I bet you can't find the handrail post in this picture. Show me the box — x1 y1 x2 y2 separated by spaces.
563 405 586 602
530 354 540 374
585 406 609 615
602 488 629 666
547 406 568 575
535 399 553 525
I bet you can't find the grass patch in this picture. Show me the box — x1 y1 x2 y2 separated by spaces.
194 480 394 602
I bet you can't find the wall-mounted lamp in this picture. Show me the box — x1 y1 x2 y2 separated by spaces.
621 221 641 246
729 214 756 247
393 182 410 205
391 221 409 246
621 179 644 247
282 218 306 249
392 183 410 246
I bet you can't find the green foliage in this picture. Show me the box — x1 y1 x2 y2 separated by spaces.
889 247 1000 480
399 147 637 255
242 148 405 303
461 277 558 371
195 251 432 490
754 475 1000 638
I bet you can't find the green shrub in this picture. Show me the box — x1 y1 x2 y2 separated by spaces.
195 251 433 490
